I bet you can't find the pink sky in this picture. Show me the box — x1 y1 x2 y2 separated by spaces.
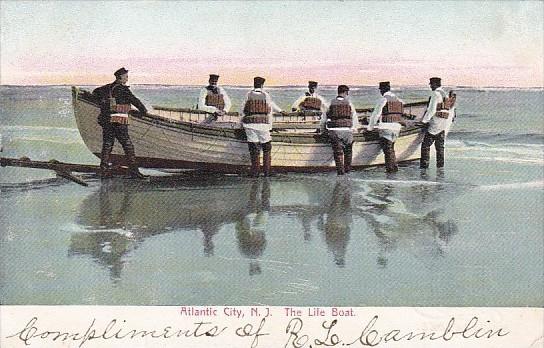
1 1 543 87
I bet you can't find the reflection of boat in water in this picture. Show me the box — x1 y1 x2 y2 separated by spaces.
70 177 253 278
70 175 459 279
72 87 428 172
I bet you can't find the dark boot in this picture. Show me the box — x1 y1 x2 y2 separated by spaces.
389 142 398 172
128 164 146 179
344 144 353 173
100 165 113 179
333 151 345 175
99 147 113 179
262 142 272 177
248 143 260 177
125 148 146 179
116 125 146 179
420 132 434 169
100 124 115 179
435 131 445 168
129 167 146 179
382 139 398 173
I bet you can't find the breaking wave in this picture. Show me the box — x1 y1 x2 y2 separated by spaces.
447 138 544 165
350 178 447 187
477 180 544 191
448 131 544 145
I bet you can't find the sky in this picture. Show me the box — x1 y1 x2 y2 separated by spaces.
1 1 543 87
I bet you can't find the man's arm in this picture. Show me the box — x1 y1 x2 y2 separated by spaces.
319 102 329 131
267 94 282 113
421 92 438 123
239 93 251 125
291 95 306 111
368 97 387 130
265 93 282 126
318 95 329 110
350 102 359 131
240 93 248 116
220 87 232 113
128 90 148 114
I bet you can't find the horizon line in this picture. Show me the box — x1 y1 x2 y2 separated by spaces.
1 83 543 89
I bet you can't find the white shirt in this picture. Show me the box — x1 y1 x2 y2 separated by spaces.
291 91 329 112
421 87 452 135
198 86 232 113
240 88 282 131
323 96 359 132
368 91 404 142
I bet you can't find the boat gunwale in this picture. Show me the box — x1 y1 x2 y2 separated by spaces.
72 86 426 145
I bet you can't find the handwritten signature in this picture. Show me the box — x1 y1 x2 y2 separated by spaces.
6 315 509 347
284 316 509 347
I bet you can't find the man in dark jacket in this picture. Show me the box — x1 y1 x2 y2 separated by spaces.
92 68 148 179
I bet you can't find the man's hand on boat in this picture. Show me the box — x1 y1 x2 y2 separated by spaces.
213 110 226 119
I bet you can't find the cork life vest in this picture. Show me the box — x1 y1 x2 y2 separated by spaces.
109 85 131 124
300 95 322 111
435 90 454 119
327 98 353 128
205 87 225 110
243 91 270 124
381 100 404 123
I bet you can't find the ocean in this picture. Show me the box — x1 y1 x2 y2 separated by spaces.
1 85 543 306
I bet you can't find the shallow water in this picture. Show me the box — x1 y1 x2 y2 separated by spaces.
1 85 543 306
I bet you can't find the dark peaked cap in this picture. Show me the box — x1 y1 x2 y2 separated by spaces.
254 76 266 85
209 74 220 81
114 67 128 77
308 81 318 87
379 81 390 89
430 77 441 84
338 85 349 93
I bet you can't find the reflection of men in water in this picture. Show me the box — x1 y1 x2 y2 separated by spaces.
201 223 220 257
92 68 148 179
301 215 314 242
70 183 134 280
235 179 271 275
358 183 458 267
323 180 352 267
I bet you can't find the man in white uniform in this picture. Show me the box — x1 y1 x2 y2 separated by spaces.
197 74 232 117
368 81 405 173
291 80 328 113
324 85 359 175
241 76 282 177
420 77 456 169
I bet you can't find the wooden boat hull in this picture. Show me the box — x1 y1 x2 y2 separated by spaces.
72 87 427 173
